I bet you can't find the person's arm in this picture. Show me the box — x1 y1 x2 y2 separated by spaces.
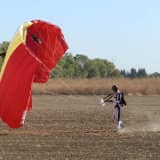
103 93 113 103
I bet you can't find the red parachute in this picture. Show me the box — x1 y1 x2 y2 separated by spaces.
0 20 68 128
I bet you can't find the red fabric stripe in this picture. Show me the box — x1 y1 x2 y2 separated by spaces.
0 44 39 128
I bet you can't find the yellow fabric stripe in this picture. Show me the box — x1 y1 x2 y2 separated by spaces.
0 22 32 79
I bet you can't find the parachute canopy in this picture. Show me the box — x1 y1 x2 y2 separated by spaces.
0 20 68 128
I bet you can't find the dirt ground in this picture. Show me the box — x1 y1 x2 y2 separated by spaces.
0 95 160 160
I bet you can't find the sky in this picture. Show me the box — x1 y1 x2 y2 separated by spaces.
0 0 160 73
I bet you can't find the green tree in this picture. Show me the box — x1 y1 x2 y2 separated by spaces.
120 70 127 77
50 58 66 78
51 53 121 79
74 54 89 78
51 53 76 78
130 68 137 78
87 60 100 78
150 72 160 77
137 68 147 78
0 41 10 69
87 58 120 78
0 41 9 54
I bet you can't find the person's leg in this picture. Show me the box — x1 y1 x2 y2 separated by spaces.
115 106 123 128
117 106 124 128
117 106 121 122
114 106 120 122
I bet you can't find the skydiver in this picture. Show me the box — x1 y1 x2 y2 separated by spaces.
100 85 127 129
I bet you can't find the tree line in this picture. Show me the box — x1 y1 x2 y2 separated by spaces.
52 56 159 78
120 68 147 78
120 68 160 78
51 53 120 78
0 41 159 78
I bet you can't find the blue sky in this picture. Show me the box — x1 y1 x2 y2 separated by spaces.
0 0 160 73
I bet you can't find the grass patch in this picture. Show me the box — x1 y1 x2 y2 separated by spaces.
32 78 160 95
